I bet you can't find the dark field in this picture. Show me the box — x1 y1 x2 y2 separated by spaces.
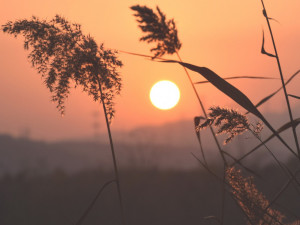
1 162 299 225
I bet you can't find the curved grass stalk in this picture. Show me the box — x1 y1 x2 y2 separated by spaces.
74 180 116 225
175 51 227 165
260 0 300 156
98 82 126 225
231 118 300 166
176 51 227 225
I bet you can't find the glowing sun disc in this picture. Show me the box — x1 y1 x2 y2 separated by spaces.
150 80 180 110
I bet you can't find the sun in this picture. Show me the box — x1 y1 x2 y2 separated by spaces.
150 80 180 110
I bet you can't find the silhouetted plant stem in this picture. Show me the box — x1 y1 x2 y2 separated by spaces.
220 168 226 225
260 0 300 157
98 81 126 225
264 170 300 214
175 51 227 166
196 124 208 165
75 180 116 225
2 16 125 225
175 52 227 225
222 151 261 177
192 153 278 225
249 129 300 199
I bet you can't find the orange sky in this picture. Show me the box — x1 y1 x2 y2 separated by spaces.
0 0 299 140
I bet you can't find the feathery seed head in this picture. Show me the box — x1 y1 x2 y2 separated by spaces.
197 106 263 144
2 15 122 121
226 167 284 225
131 5 181 58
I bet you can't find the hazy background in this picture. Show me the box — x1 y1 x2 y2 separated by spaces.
0 0 299 141
0 1 300 224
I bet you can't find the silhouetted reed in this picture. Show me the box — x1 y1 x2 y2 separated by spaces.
260 0 300 156
130 5 229 223
226 167 285 225
130 4 226 165
129 3 300 224
197 106 263 144
1 2 299 224
2 15 126 225
130 5 181 59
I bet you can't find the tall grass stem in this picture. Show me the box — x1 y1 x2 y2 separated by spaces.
98 81 126 225
74 180 116 225
175 52 227 225
175 52 227 166
260 0 300 156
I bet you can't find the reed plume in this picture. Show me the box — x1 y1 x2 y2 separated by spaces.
226 167 285 225
197 106 263 144
2 15 125 224
2 15 122 120
130 5 181 59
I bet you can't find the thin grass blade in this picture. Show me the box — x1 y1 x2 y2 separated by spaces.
264 170 300 213
161 60 295 156
261 0 300 156
194 116 205 142
261 30 276 57
191 152 225 184
120 51 299 110
232 118 300 165
248 70 300 111
195 76 277 84
194 116 207 165
221 151 261 178
162 60 264 118
204 216 221 224
75 180 115 225
288 94 300 100
262 9 280 23
121 50 297 155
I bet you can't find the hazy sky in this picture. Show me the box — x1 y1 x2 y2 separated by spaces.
0 0 299 140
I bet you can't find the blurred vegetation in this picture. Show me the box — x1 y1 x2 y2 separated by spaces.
0 161 299 225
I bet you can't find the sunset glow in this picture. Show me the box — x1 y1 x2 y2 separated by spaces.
0 0 299 139
0 1 300 224
150 80 180 110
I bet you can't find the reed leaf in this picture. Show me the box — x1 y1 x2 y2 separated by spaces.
254 70 300 109
288 94 300 100
119 50 167 61
262 9 280 23
261 0 300 156
161 60 295 156
121 49 299 110
121 50 297 155
162 60 264 118
194 116 207 164
195 76 277 84
194 116 205 143
261 30 276 58
232 118 300 165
